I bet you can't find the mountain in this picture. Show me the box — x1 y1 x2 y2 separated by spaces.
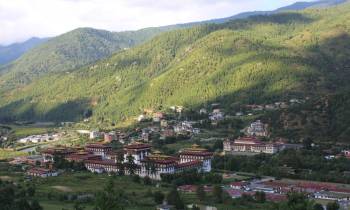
0 2 350 142
0 27 170 88
176 0 347 25
1 0 346 87
0 37 49 65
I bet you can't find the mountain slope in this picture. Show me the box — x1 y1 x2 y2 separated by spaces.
0 2 349 135
0 37 49 65
1 0 346 88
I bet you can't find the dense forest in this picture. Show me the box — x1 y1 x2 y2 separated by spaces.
0 2 350 141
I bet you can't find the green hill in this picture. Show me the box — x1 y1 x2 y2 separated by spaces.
0 3 350 141
0 37 49 66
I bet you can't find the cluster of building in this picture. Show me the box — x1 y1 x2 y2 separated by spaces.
139 120 200 142
17 133 60 144
226 179 350 202
28 142 213 180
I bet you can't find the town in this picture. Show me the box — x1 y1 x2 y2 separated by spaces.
1 99 350 210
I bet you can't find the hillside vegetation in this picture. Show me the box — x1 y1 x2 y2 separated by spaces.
0 37 49 66
0 3 350 141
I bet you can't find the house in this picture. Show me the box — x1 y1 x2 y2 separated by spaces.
138 115 147 122
209 110 224 121
236 112 244 116
104 132 116 142
153 112 165 122
160 120 168 127
199 108 208 115
89 131 101 139
157 201 173 210
26 167 58 178
230 182 249 190
246 120 268 137
42 147 76 162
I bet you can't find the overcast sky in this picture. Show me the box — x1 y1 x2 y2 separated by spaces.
0 0 312 45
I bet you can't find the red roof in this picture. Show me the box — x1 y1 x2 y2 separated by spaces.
124 143 151 150
66 153 101 161
142 157 177 165
179 151 213 157
176 160 202 169
230 182 248 187
85 144 112 149
266 194 288 202
27 167 54 175
85 159 117 166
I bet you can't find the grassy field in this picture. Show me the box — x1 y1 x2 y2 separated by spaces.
0 168 280 210
0 123 55 137
0 149 27 160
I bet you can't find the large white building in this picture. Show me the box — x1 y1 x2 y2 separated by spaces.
82 142 213 179
224 136 279 154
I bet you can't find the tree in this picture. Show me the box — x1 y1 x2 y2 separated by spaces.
213 185 223 203
143 176 152 185
94 179 125 210
286 192 314 210
27 185 36 197
326 202 339 210
126 155 136 175
30 200 43 210
192 205 200 210
166 188 184 210
254 191 266 203
117 153 125 176
313 203 324 210
196 185 206 202
73 202 85 210
153 191 165 204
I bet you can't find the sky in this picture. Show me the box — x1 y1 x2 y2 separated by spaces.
0 0 312 45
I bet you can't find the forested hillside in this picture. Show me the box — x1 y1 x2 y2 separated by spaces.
0 37 49 66
0 2 350 141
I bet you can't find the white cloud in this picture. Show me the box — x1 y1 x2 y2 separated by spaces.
0 0 306 45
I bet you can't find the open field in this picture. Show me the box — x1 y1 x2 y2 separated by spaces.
0 123 55 138
0 149 27 160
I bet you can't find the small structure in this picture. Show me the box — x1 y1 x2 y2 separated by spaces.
246 120 268 137
89 131 101 139
26 167 58 178
157 201 173 210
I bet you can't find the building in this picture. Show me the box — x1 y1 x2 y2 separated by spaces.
65 152 102 162
224 136 279 154
26 167 58 178
89 131 101 139
124 142 152 165
85 159 119 173
85 144 113 158
209 109 224 121
246 120 268 137
104 132 116 142
157 201 173 210
179 144 213 172
140 152 177 180
42 147 76 162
